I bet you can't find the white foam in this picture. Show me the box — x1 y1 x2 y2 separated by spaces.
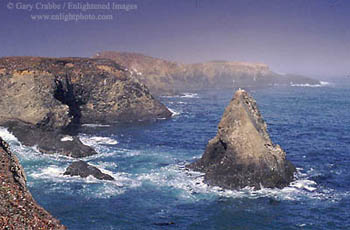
82 124 111 128
136 164 338 202
180 93 199 98
79 134 118 146
61 136 74 142
117 148 141 157
30 164 141 198
161 93 199 99
290 179 317 192
168 108 181 117
95 161 118 169
31 165 66 181
0 126 19 143
160 95 180 98
290 81 330 88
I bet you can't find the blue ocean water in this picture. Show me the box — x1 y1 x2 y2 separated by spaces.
1 82 350 230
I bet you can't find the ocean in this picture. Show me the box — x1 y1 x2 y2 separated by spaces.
1 81 349 230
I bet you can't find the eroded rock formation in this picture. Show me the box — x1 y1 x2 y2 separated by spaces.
188 89 296 189
0 57 171 157
0 137 66 229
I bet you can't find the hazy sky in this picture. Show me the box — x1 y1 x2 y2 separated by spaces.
1 0 349 77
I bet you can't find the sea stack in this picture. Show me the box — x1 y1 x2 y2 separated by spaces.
0 137 66 229
188 89 296 190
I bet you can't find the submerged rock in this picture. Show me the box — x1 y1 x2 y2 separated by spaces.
64 161 114 181
188 89 296 190
0 137 66 229
153 222 175 226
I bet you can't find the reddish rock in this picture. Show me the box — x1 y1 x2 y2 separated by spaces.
0 137 66 229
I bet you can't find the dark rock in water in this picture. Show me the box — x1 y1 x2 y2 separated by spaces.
0 57 171 157
64 161 114 180
0 137 66 229
5 121 96 158
153 222 175 226
188 89 296 190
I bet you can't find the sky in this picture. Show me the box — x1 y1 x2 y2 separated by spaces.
0 0 349 78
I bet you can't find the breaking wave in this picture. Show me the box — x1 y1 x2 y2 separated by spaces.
180 93 199 98
168 108 181 117
137 164 345 202
79 134 118 146
291 81 330 87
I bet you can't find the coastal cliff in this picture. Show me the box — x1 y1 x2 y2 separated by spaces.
0 137 66 229
93 51 320 95
188 89 296 189
0 57 171 157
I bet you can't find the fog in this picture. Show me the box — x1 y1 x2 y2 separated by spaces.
0 0 349 78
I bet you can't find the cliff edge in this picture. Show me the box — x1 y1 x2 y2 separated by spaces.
94 51 320 95
0 57 171 157
0 137 66 229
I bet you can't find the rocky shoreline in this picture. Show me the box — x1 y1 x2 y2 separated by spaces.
0 56 174 228
0 56 298 228
0 57 172 158
0 137 66 229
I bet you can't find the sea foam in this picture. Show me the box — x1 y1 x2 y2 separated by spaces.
291 81 330 87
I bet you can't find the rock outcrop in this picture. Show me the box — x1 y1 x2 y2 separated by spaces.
4 122 96 158
93 51 321 95
0 57 171 157
0 137 66 229
64 161 114 180
188 89 296 190
94 51 181 95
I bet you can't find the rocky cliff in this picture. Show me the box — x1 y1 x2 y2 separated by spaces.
0 57 171 157
93 51 320 95
188 89 296 190
0 137 66 229
94 51 181 95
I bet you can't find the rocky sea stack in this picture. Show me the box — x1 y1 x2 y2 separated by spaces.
188 89 296 190
0 57 171 157
0 137 66 229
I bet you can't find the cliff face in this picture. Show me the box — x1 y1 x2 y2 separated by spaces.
94 52 182 95
93 52 320 95
0 57 171 128
180 61 277 91
188 89 296 190
0 57 171 157
0 137 66 229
